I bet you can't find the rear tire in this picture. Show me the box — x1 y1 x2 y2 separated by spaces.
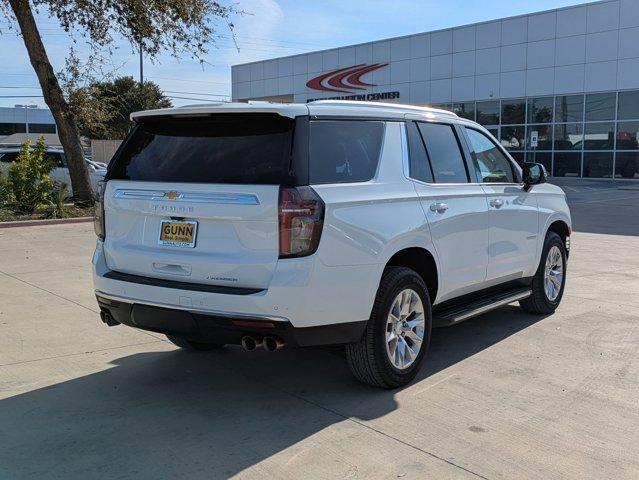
166 335 225 351
345 266 432 389
520 231 567 314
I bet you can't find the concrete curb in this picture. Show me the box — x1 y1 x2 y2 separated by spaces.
0 217 93 229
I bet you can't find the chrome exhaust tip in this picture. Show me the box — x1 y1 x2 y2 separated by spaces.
100 310 120 327
263 336 285 352
240 336 259 351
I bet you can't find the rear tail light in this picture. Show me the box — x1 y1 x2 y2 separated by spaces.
94 180 106 241
279 186 324 258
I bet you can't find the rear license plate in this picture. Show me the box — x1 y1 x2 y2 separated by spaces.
159 220 198 248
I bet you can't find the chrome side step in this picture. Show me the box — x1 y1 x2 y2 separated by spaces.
433 288 532 327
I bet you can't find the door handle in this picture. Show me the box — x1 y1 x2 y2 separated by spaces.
489 199 504 209
429 202 449 213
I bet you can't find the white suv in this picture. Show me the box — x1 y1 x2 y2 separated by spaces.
92 101 571 388
0 147 106 193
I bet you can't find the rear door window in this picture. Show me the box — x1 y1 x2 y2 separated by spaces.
406 122 434 183
417 122 469 183
108 113 295 184
309 120 384 184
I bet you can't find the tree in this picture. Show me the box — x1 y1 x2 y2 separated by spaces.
2 0 236 204
70 76 172 140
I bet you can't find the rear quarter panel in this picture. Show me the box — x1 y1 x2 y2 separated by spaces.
311 122 440 308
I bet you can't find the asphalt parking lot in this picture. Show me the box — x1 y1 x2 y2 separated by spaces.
1 182 638 479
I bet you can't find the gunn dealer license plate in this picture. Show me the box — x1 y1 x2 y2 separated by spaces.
158 220 198 248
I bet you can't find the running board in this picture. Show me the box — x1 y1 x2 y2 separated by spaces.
433 288 532 327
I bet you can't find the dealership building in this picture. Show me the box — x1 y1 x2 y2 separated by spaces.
232 0 639 179
0 106 57 146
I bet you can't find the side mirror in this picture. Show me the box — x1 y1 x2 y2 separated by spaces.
522 162 547 191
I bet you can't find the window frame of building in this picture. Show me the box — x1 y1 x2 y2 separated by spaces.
553 151 582 177
585 92 616 122
452 102 476 121
618 90 639 121
527 96 554 124
476 101 501 126
412 90 639 180
583 152 614 178
555 95 584 123
500 124 526 151
501 98 526 125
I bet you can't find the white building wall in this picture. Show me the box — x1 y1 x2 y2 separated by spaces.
232 0 639 104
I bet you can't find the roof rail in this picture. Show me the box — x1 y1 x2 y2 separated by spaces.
178 102 228 108
307 100 458 117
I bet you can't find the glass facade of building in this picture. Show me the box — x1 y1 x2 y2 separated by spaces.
433 90 639 179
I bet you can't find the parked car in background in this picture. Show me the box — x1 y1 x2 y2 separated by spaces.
92 101 571 388
0 147 106 193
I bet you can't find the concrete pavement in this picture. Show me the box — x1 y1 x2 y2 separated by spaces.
1 192 639 478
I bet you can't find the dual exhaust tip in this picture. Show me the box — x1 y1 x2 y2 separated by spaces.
241 335 285 352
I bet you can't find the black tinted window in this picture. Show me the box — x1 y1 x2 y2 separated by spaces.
309 120 383 184
30 123 56 134
417 123 468 183
406 122 433 183
0 152 19 163
109 114 294 184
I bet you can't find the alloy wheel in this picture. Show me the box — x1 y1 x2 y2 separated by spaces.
385 288 425 370
544 245 564 302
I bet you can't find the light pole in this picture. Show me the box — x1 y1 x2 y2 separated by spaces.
139 42 143 85
14 104 37 135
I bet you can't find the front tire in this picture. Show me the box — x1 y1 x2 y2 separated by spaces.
345 266 432 389
520 231 567 314
166 335 225 351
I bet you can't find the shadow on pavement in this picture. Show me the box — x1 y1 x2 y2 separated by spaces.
0 306 546 479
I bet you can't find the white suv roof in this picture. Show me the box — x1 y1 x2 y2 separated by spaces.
130 100 458 122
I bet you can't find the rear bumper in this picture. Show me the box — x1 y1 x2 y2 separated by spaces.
92 240 381 331
96 294 366 347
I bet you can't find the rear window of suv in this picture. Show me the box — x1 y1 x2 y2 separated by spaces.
309 120 384 184
108 113 295 184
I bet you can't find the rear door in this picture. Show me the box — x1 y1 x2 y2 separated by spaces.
102 113 302 290
462 126 539 281
407 121 489 302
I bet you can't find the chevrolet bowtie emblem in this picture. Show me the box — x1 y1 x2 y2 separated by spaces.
164 191 181 201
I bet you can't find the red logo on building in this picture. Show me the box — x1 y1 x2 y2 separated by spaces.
306 63 389 93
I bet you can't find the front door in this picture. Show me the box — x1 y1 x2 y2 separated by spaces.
462 127 539 282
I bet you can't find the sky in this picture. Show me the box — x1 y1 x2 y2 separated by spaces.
0 0 593 108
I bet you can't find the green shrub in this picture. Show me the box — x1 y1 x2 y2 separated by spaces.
39 183 71 219
6 137 55 214
0 169 14 205
0 169 14 220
